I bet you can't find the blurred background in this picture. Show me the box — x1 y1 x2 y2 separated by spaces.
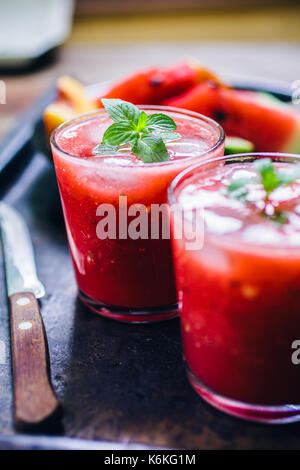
0 0 299 138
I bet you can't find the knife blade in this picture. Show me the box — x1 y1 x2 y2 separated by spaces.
0 202 61 432
0 203 45 298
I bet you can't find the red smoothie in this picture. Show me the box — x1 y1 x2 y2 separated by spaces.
51 107 224 322
169 153 300 422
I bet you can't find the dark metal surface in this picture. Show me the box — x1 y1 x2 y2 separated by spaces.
0 83 56 197
0 81 300 450
0 433 164 450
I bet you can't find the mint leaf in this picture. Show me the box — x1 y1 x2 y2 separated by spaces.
136 111 148 131
159 132 182 143
93 99 182 162
277 167 300 186
146 113 177 132
101 98 140 125
269 210 288 225
227 160 300 203
102 122 138 146
226 177 255 200
254 158 300 195
132 134 170 163
254 159 279 194
226 158 300 225
93 143 118 155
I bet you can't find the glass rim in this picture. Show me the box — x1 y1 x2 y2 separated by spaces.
168 152 300 208
50 105 225 167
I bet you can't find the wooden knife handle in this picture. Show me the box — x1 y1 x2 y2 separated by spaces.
9 292 61 432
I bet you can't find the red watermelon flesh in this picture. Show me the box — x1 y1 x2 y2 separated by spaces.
164 82 300 153
96 61 220 106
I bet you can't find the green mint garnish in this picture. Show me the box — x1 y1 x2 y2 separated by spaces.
268 210 289 225
226 158 300 224
132 134 169 163
253 158 281 195
93 99 181 163
226 177 254 201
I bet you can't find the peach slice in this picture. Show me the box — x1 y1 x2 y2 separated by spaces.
43 76 97 138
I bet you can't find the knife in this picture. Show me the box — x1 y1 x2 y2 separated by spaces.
0 202 61 432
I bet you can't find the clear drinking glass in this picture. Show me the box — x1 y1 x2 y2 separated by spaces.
169 153 300 422
50 106 224 323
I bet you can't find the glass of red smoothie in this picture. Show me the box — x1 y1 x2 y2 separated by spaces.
169 153 300 423
50 106 224 322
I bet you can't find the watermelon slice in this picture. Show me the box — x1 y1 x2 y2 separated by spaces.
96 61 223 106
164 82 300 153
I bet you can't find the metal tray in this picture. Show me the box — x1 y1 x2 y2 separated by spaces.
1 77 300 450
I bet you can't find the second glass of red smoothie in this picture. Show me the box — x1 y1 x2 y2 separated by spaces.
50 106 224 322
169 153 300 423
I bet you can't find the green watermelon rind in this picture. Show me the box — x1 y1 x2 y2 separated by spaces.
282 120 300 154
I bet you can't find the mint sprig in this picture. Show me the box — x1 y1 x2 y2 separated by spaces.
226 177 254 201
93 99 181 163
132 134 169 163
253 158 281 195
102 98 140 125
226 158 300 223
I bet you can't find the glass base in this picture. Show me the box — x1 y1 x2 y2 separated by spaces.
187 367 300 424
78 290 178 323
